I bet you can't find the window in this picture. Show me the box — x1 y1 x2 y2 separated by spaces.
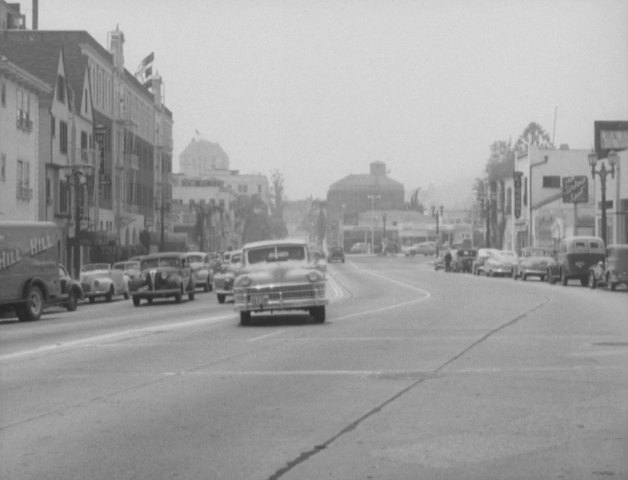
16 88 31 131
57 74 66 103
81 131 89 162
60 121 68 154
59 180 69 214
523 177 528 206
543 175 560 188
237 184 248 193
51 115 56 137
16 159 31 200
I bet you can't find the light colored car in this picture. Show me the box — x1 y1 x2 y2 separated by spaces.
80 263 129 303
588 244 628 291
213 250 243 304
185 252 214 292
233 239 328 325
472 248 500 275
404 241 436 256
513 247 555 281
129 253 195 306
484 250 518 277
112 260 141 284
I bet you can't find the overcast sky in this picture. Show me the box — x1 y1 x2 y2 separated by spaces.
33 0 628 201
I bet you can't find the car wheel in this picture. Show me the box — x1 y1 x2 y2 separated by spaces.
16 285 44 321
132 296 141 307
310 306 326 323
105 286 114 302
240 311 252 326
66 289 78 311
188 291 195 301
217 294 226 304
588 271 597 289
89 296 95 304
607 274 616 291
561 270 568 286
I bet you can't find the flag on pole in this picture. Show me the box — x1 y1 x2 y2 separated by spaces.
135 52 155 78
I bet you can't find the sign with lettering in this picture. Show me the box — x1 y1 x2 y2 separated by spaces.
562 176 588 204
594 121 628 158
513 172 522 219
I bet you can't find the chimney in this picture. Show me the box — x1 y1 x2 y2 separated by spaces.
32 0 38 29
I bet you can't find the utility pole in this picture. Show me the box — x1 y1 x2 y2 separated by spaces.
367 194 380 254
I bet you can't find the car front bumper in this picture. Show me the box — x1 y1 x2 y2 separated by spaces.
234 282 328 312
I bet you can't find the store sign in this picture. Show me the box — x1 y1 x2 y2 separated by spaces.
594 121 628 158
513 172 522 219
562 176 588 204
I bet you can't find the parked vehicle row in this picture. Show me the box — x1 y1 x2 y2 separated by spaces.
435 235 627 292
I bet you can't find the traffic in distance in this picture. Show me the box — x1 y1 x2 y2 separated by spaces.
1 220 626 325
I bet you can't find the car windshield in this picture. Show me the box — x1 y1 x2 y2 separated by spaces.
500 251 517 257
141 257 181 269
81 263 109 272
247 245 306 264
113 262 139 270
187 255 204 263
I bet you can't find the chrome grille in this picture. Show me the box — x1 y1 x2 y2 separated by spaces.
245 284 316 300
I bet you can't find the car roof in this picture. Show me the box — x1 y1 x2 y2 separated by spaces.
242 238 308 250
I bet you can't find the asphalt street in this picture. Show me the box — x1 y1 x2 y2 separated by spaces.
1 255 627 480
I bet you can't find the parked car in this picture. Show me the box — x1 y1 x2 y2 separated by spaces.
327 246 345 263
213 250 243 304
233 239 328 325
484 250 518 277
185 252 214 292
472 248 500 275
349 242 369 254
112 260 141 284
129 252 196 306
0 221 64 321
513 247 555 281
56 264 84 311
587 244 628 291
80 263 129 303
405 241 437 256
451 248 477 273
547 236 605 286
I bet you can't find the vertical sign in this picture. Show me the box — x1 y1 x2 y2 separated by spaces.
94 124 106 173
513 172 522 219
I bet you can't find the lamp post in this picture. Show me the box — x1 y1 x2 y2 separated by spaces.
431 205 444 256
589 150 618 246
367 194 380 254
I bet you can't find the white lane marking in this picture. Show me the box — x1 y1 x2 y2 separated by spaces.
0 313 234 361
248 330 286 342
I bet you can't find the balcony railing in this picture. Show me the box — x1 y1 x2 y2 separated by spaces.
16 116 33 133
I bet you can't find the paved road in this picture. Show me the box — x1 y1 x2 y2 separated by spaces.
1 256 627 480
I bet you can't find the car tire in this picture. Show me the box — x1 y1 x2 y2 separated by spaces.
16 285 44 322
588 272 597 289
240 311 252 326
310 306 326 323
174 287 183 304
217 294 226 304
105 286 114 302
188 291 195 301
561 270 568 286
132 296 141 307
66 289 78 311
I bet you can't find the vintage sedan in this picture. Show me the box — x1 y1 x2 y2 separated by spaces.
484 250 518 277
112 260 141 283
233 239 328 325
327 246 345 263
129 253 195 306
213 250 242 304
547 236 605 286
472 248 500 275
80 263 129 303
56 265 84 312
513 247 555 281
185 252 214 292
588 244 628 291
451 248 477 273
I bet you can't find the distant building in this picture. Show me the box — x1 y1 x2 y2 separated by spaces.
179 137 229 174
0 0 25 30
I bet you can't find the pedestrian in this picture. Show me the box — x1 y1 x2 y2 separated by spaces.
444 249 452 272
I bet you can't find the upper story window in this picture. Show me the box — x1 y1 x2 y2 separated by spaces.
81 131 89 162
16 159 32 201
60 121 68 154
542 175 561 188
16 88 31 132
56 75 66 103
1 80 6 107
506 187 512 214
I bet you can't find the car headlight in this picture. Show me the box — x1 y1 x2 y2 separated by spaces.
238 276 251 287
307 271 321 282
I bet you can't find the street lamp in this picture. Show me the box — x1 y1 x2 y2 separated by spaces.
367 194 381 254
431 205 444 256
589 150 618 246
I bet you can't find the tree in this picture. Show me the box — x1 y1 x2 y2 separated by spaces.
514 122 553 156
406 188 426 213
231 194 272 244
